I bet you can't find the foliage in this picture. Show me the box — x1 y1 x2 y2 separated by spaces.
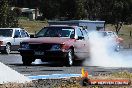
74 0 86 19
84 0 132 34
13 7 22 17
10 0 132 33
39 0 61 20
60 0 76 20
0 0 9 27
0 0 18 28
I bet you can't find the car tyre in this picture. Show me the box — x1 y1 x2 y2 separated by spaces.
22 56 33 66
65 49 74 67
5 44 11 54
1 43 11 54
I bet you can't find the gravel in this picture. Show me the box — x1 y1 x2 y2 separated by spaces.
0 77 131 88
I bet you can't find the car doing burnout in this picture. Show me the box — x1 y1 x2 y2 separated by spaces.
98 31 123 51
18 25 90 66
0 28 30 54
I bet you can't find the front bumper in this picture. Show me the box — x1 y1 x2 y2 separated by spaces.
18 48 68 61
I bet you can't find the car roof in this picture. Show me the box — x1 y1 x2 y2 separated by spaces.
99 31 113 32
99 31 116 34
0 28 23 30
45 25 80 29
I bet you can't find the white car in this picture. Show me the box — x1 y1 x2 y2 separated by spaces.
98 31 123 51
0 28 30 54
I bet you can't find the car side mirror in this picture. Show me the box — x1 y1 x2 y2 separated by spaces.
70 34 75 39
30 34 35 38
78 36 84 40
29 33 35 38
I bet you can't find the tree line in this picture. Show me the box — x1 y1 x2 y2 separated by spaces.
11 0 132 23
39 0 132 34
1 0 132 33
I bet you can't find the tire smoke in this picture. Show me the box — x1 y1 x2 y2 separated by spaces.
83 31 132 67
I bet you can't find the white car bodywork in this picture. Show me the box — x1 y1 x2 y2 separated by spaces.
0 28 30 54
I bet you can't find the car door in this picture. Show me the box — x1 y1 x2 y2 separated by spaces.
11 29 22 50
74 27 89 60
20 29 30 41
82 29 90 54
12 29 30 50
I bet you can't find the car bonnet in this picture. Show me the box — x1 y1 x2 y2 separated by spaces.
23 37 74 44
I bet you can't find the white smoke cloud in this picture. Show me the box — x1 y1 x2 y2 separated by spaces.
83 31 132 67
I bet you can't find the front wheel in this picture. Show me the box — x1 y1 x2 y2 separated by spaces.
1 44 11 54
65 49 74 67
22 56 33 66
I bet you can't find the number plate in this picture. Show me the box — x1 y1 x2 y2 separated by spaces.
34 51 44 55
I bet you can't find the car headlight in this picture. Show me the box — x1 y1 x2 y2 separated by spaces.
50 44 61 50
20 43 29 49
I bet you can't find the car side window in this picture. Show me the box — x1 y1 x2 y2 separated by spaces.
76 28 85 40
14 30 21 38
77 28 83 37
20 30 29 37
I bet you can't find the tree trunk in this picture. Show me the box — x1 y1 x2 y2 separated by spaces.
114 22 123 34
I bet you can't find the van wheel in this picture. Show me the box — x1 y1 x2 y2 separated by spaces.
65 49 74 67
22 56 33 66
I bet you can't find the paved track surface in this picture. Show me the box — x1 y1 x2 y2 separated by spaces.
0 49 132 77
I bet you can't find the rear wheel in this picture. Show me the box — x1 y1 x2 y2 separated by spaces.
65 49 74 67
22 56 33 65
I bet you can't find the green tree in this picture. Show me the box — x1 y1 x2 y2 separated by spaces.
60 0 76 20
17 0 132 28
40 0 61 20
0 0 18 27
74 0 86 19
84 0 101 20
0 0 9 27
84 0 132 34
110 0 131 34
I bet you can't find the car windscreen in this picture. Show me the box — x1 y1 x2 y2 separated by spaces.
99 32 107 37
0 29 13 37
98 31 117 38
36 27 74 38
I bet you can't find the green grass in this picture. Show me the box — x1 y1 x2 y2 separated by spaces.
18 19 48 33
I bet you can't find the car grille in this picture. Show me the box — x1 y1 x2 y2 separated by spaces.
29 44 52 50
